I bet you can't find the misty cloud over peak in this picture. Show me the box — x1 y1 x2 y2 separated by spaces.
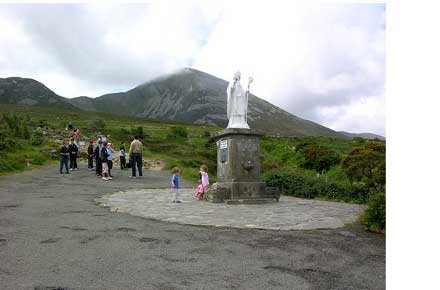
0 2 385 136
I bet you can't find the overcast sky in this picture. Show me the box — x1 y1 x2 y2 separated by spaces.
0 1 385 136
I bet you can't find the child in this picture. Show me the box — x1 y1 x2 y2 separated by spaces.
74 128 81 139
195 164 209 200
171 167 181 203
101 141 112 181
59 141 70 174
119 143 126 170
68 138 78 171
87 140 94 170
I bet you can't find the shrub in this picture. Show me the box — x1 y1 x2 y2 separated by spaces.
298 144 340 173
21 123 30 139
30 131 44 146
342 140 385 190
264 171 369 203
90 119 106 133
29 153 46 165
0 135 17 151
360 191 386 232
167 126 188 139
2 113 19 130
131 126 148 140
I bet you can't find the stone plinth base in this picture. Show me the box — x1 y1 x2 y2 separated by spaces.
206 182 280 203
208 128 280 204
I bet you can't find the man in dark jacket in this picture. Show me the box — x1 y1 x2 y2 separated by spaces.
60 141 70 174
87 140 94 170
68 138 78 171
94 140 103 176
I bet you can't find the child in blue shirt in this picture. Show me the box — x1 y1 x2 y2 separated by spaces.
171 167 181 203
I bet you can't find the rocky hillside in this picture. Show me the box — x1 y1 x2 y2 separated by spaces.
68 68 343 137
0 77 77 110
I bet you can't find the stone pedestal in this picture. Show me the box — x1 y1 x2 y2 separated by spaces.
207 128 279 204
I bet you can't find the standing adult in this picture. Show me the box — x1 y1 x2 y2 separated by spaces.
59 141 70 174
68 138 78 171
129 135 143 178
94 140 103 176
87 139 94 170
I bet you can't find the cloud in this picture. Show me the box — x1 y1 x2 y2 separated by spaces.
0 3 220 96
0 2 385 135
193 2 385 135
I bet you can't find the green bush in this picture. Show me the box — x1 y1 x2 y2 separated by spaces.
360 191 386 232
90 119 106 133
167 126 188 140
0 135 18 151
30 131 44 146
131 126 148 140
298 144 340 173
342 140 385 190
264 172 369 203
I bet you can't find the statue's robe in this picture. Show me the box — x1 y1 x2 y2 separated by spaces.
227 80 250 129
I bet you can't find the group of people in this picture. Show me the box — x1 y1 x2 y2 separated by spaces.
59 139 79 173
59 134 210 202
59 135 144 181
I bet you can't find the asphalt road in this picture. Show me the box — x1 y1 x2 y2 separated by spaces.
0 164 385 290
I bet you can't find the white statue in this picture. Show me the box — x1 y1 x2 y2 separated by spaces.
227 71 253 129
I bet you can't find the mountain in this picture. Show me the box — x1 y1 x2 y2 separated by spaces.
68 68 343 137
1 69 344 137
338 131 385 140
0 77 77 110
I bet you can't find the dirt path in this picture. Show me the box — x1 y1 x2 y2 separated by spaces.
0 164 385 290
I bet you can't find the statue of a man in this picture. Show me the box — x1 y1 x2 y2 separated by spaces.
227 71 253 129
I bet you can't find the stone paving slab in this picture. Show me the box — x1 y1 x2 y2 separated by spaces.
96 188 365 230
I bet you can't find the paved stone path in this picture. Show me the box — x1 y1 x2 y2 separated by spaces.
96 189 365 230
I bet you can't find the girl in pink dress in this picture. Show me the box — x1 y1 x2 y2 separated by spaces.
195 165 209 200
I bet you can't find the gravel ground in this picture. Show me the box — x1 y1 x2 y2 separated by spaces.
0 163 385 290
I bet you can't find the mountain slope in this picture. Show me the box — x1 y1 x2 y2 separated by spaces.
0 77 77 110
68 68 343 137
338 131 385 140
0 70 346 137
